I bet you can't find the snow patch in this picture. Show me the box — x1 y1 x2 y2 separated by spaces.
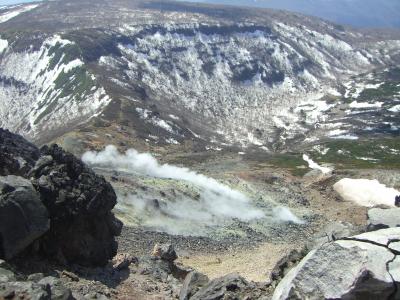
169 114 180 120
356 157 379 162
331 135 359 140
349 101 383 109
63 59 84 73
0 39 8 53
165 137 179 144
0 4 39 23
389 105 400 112
333 178 398 207
303 154 332 174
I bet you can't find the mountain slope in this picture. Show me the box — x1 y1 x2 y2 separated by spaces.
0 0 399 151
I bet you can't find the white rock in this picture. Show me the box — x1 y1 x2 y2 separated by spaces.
367 208 400 231
273 228 400 300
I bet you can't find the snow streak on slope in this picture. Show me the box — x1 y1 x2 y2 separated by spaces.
303 154 332 174
0 39 7 53
0 4 39 24
0 35 111 141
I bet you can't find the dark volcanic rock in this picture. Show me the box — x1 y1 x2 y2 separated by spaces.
0 128 40 177
269 249 305 285
0 281 51 299
0 277 74 300
0 176 50 260
179 271 209 300
0 129 122 266
152 243 178 262
38 276 74 300
31 144 122 266
190 273 255 300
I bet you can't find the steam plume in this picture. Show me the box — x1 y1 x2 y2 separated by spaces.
82 146 303 234
83 145 264 219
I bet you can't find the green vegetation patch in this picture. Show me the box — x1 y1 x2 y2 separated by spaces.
34 98 59 125
34 66 96 125
266 138 400 176
358 82 400 101
54 66 95 101
309 138 400 169
267 153 308 176
62 29 123 62
48 42 82 70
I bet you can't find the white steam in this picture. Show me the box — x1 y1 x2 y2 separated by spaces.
273 207 304 224
82 145 264 221
82 146 304 235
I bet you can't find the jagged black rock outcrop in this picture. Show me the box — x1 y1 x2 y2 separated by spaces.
30 144 123 266
0 128 40 177
0 129 122 266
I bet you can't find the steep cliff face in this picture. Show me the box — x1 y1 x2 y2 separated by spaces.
0 0 399 150
98 22 386 149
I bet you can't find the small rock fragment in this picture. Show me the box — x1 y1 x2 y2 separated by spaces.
61 270 79 282
152 243 178 262
112 253 136 271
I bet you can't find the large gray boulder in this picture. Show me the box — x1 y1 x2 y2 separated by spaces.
306 221 363 250
0 176 49 260
272 228 400 300
367 207 400 231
